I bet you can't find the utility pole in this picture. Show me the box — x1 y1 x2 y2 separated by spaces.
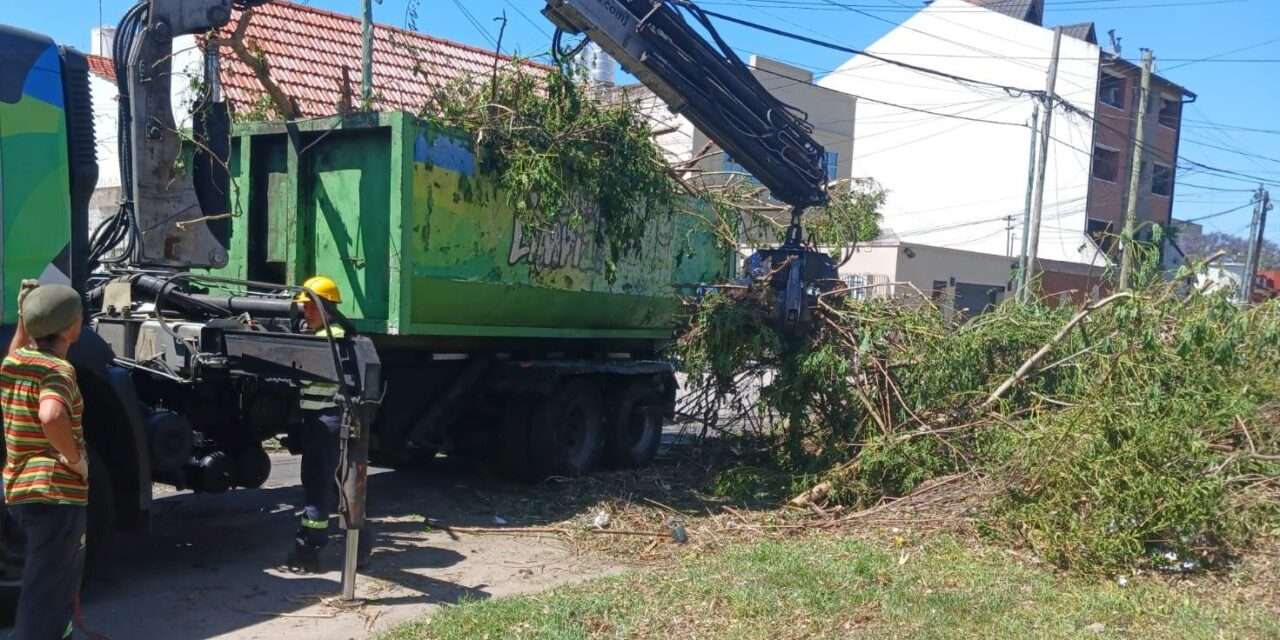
1118 49 1154 290
1016 102 1040 297
361 0 374 107
1020 27 1062 304
1242 186 1272 303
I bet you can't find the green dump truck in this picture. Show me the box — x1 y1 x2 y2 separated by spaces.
211 112 733 475
1 22 729 604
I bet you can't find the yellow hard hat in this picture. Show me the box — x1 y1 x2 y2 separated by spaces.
296 276 342 303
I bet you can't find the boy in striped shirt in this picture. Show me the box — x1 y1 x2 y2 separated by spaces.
2 283 87 640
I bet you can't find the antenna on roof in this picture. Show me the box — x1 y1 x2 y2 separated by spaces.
1107 29 1123 56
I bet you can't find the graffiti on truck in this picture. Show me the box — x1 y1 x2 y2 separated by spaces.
506 198 675 274
508 218 600 271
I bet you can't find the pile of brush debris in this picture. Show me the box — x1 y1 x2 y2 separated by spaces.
673 265 1280 574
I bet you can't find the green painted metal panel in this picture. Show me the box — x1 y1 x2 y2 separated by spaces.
266 172 291 263
0 37 72 325
224 113 732 339
306 128 392 321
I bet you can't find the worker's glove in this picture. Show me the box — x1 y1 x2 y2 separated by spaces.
16 280 39 316
59 452 89 480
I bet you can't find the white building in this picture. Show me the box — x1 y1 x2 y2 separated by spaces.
819 0 1190 303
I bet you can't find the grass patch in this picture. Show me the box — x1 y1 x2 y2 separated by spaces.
381 535 1278 640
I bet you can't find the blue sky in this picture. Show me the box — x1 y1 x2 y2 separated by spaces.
8 0 1280 239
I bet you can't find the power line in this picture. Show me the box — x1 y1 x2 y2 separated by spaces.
1182 201 1257 223
1178 182 1258 193
659 3 1277 227
690 5 1042 98
449 0 496 47
1181 137 1280 167
1160 35 1280 71
501 0 551 38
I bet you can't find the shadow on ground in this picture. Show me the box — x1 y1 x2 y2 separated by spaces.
14 433 756 639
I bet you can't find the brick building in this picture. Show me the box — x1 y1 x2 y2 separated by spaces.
820 0 1194 305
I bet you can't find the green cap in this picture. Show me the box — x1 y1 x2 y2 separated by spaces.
22 285 83 339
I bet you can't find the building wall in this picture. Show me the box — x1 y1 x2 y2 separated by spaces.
686 56 857 185
837 243 902 298
818 0 1105 268
840 237 1104 310
624 56 856 184
624 86 698 167
90 72 121 190
1088 60 1181 234
838 241 1015 304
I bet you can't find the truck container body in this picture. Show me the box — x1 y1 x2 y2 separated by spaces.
210 112 732 341
202 111 732 471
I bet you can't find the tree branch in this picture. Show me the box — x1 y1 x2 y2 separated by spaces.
982 292 1134 408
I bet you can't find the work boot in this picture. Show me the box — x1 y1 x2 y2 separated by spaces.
285 540 322 574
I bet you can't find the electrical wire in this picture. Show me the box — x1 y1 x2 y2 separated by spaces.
1182 200 1257 223
688 4 1043 99
449 0 496 47
501 0 551 38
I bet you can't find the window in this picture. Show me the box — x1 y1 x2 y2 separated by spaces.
931 280 949 304
1099 73 1126 110
844 273 867 300
1152 163 1173 196
1158 97 1179 129
1088 218 1117 255
825 151 839 182
1092 146 1120 182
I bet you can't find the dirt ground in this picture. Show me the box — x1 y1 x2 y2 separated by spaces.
56 455 622 640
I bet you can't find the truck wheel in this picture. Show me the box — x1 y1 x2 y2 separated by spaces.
605 380 664 468
0 447 115 623
494 398 537 481
85 447 117 568
533 379 605 477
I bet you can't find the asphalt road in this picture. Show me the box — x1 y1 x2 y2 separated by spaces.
6 454 614 640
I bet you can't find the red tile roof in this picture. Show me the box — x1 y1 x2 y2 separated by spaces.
213 1 548 118
87 54 116 82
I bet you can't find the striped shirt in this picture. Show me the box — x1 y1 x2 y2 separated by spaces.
1 347 86 506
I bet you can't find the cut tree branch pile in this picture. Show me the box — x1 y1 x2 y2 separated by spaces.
674 262 1280 574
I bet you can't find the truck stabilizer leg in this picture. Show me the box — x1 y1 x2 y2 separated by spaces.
337 398 372 601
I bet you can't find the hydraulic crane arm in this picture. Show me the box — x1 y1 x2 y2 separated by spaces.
543 0 839 333
542 0 830 239
100 0 272 270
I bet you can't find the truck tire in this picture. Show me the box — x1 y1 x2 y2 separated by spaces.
494 398 537 481
605 380 664 468
532 379 605 477
0 447 115 623
85 447 116 569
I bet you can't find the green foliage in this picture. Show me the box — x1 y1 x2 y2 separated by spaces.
676 290 782 395
710 464 796 505
692 176 886 253
675 277 1280 573
430 64 674 276
803 178 885 252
